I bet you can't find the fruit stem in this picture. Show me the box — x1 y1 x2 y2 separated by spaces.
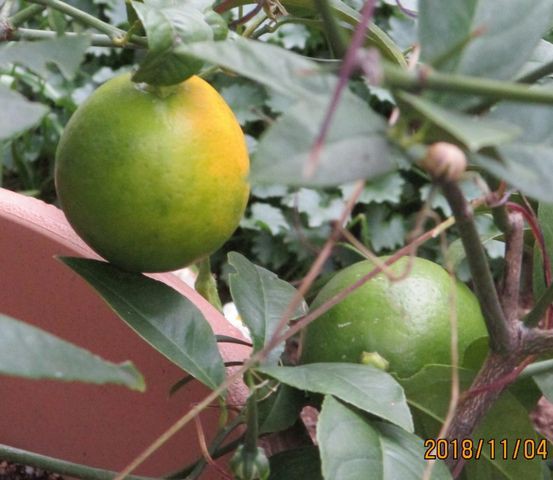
440 180 513 353
195 257 224 313
244 371 260 453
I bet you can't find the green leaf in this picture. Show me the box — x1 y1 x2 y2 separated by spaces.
534 202 553 300
475 101 553 202
447 214 504 271
252 96 396 187
516 40 553 80
60 258 225 390
419 0 553 107
0 86 48 141
227 252 307 364
258 383 305 434
340 173 405 205
0 313 144 391
241 203 290 235
318 396 384 480
530 360 553 404
373 421 452 480
176 37 337 100
397 92 521 151
284 189 347 228
258 363 413 432
318 396 452 480
401 366 542 479
0 35 91 79
131 0 213 85
220 82 266 125
268 447 322 480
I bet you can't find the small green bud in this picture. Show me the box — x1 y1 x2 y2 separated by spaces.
360 351 390 371
230 445 270 480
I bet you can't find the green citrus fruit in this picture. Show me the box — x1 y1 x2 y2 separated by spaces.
300 256 487 377
55 73 249 273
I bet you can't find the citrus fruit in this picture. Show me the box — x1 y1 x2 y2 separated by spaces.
55 73 249 273
300 256 487 377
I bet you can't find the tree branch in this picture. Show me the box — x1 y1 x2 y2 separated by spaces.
440 181 512 352
500 212 524 324
382 63 553 105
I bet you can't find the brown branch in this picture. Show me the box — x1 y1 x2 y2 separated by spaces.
500 212 524 324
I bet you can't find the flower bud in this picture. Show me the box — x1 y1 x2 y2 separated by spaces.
420 142 467 182
230 445 270 480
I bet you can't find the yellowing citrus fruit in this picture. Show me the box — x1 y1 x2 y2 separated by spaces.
55 73 249 273
300 256 487 377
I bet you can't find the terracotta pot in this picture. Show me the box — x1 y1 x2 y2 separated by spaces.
0 187 249 478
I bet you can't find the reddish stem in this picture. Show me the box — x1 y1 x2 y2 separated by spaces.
506 202 553 327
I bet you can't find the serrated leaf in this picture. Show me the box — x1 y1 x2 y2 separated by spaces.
340 173 405 205
397 92 521 151
227 252 307 364
419 0 553 108
0 314 144 391
318 396 451 480
258 363 413 431
284 189 347 228
0 35 90 79
60 258 225 390
401 366 542 479
241 203 290 234
0 86 48 141
221 82 266 125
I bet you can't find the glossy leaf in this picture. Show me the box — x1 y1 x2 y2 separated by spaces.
228 252 307 364
0 86 47 141
268 447 322 480
318 396 451 480
258 383 305 434
258 363 413 431
318 396 383 480
0 313 144 391
0 35 90 79
60 258 225 390
401 366 542 479
397 92 520 151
